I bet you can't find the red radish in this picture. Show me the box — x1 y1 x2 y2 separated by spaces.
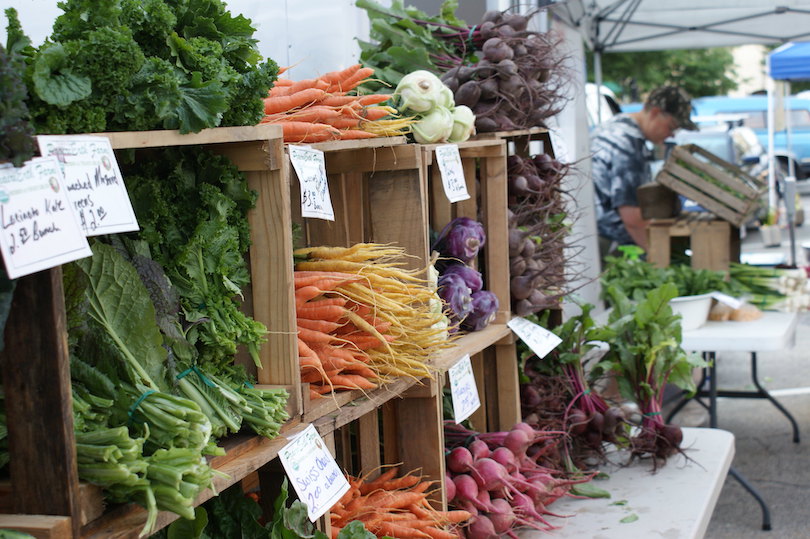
453 474 494 512
488 498 517 534
469 439 491 460
445 472 457 501
467 514 498 539
490 446 518 473
447 446 476 474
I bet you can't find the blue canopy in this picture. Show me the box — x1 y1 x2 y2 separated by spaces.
769 42 810 81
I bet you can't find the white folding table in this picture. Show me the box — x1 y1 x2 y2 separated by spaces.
667 310 800 531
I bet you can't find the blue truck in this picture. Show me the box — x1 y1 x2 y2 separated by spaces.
690 95 810 179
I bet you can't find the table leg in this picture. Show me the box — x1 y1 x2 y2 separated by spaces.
728 467 772 531
708 352 718 428
749 352 800 443
712 351 773 531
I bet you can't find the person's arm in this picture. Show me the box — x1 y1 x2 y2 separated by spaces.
618 205 649 249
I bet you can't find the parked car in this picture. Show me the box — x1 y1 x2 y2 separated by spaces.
690 95 810 179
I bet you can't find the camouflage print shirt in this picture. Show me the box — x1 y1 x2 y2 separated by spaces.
590 114 653 245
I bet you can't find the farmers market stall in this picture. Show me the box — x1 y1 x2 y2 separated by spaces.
0 1 748 538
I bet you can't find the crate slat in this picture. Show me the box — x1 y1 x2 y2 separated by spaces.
658 144 766 227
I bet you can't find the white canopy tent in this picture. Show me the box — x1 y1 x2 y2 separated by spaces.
552 1 810 119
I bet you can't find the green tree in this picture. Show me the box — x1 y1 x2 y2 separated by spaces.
587 47 738 101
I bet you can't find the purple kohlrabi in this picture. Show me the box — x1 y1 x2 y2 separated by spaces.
433 217 486 263
461 290 500 332
442 263 483 293
437 272 474 321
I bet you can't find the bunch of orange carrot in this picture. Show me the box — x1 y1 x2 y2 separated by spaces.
331 466 472 539
294 243 454 399
262 64 412 143
296 269 396 399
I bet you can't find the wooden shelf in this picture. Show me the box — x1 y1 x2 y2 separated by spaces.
80 425 308 538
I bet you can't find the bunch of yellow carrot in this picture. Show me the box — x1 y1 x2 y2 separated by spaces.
262 64 414 143
294 243 453 399
331 466 472 539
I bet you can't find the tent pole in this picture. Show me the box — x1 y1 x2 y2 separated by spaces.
767 72 777 214
595 48 603 123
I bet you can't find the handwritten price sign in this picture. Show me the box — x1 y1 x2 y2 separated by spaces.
289 145 335 221
37 135 138 236
279 424 349 522
0 158 91 278
449 354 480 423
507 317 562 359
435 145 470 203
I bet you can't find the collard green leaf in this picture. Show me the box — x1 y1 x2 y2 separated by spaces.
167 506 208 539
337 521 376 539
74 242 168 391
31 43 92 106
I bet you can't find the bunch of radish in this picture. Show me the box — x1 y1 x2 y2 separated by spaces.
506 153 582 316
439 10 571 132
444 421 594 538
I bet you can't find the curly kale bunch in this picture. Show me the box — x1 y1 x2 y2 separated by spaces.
5 0 278 135
0 40 35 166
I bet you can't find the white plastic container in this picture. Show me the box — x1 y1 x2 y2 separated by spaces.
669 294 713 331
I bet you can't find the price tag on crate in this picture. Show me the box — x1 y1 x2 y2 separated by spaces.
435 144 470 203
0 158 92 278
37 135 139 236
507 316 562 359
289 145 335 221
448 354 480 423
279 424 349 522
711 291 743 309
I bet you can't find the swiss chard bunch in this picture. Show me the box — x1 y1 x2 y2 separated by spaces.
4 0 278 135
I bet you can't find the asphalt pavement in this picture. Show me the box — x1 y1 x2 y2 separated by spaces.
701 199 810 539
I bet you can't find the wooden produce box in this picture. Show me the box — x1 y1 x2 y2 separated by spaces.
289 137 428 270
421 139 511 325
471 126 554 158
656 144 766 228
0 124 307 538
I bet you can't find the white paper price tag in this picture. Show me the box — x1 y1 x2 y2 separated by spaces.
507 316 562 359
448 354 480 423
711 291 743 310
37 135 138 236
289 145 335 221
435 144 470 203
0 158 92 278
279 424 349 522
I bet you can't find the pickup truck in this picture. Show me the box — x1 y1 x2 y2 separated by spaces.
691 95 810 179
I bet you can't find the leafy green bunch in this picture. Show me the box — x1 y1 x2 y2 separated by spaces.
4 0 278 135
356 0 476 92
600 254 739 302
591 283 705 405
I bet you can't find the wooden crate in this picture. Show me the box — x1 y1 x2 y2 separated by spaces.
647 214 741 271
0 125 310 538
657 144 766 228
472 127 554 158
421 139 510 324
288 136 428 269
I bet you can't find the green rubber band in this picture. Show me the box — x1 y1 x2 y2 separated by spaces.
243 380 254 389
583 389 591 395
467 25 478 48
128 389 156 420
643 411 662 416
177 365 216 388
